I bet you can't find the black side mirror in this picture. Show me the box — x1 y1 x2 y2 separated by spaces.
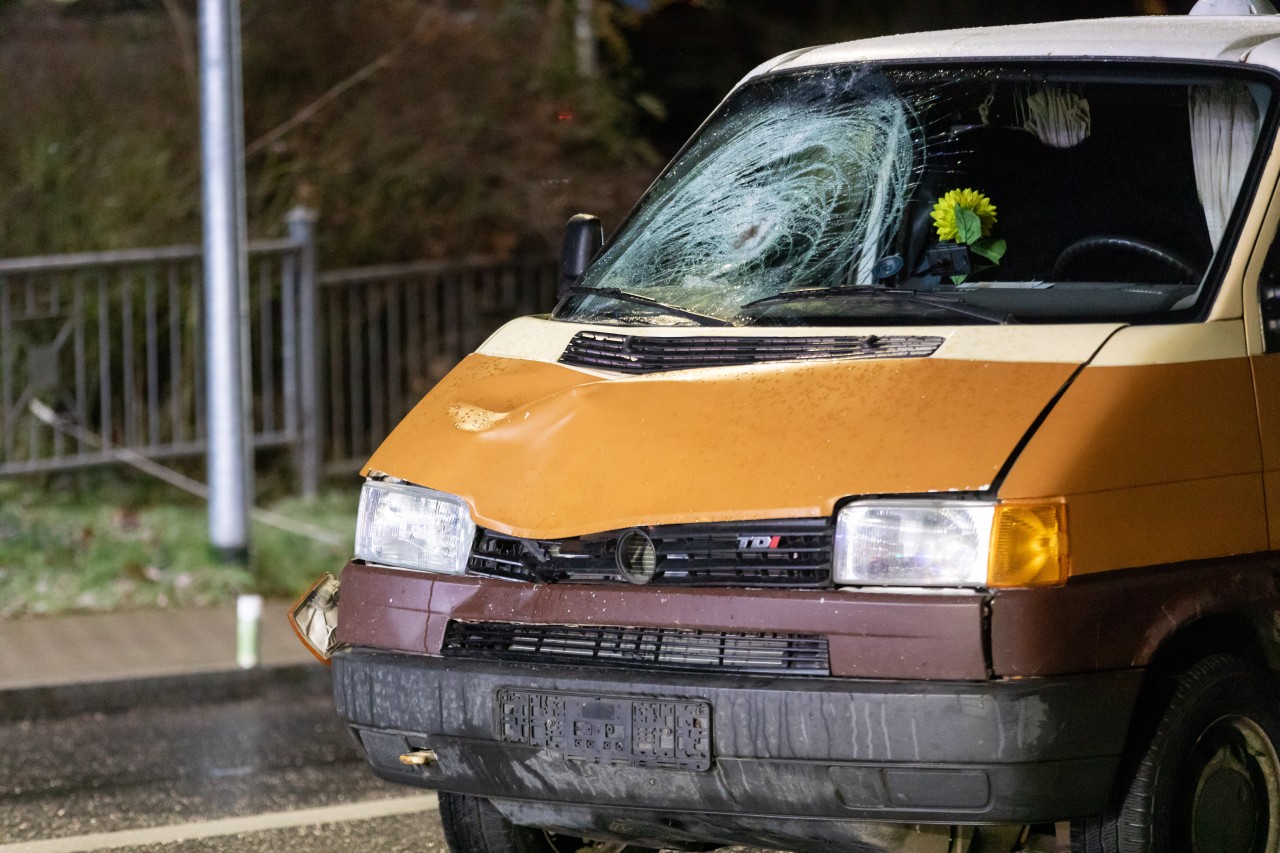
559 214 603 298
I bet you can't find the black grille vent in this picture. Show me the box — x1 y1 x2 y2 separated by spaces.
467 519 833 588
443 621 830 675
560 331 944 374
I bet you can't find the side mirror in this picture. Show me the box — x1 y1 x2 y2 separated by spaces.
560 214 603 298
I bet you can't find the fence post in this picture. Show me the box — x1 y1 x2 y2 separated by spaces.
288 205 320 499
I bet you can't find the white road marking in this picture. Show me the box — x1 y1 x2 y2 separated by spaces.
0 793 439 852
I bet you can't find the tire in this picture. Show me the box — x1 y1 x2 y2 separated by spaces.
438 791 619 853
1073 654 1280 853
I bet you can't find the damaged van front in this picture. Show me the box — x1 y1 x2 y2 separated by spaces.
297 11 1280 853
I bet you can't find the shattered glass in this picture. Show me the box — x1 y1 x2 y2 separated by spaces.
584 70 918 318
558 62 1278 328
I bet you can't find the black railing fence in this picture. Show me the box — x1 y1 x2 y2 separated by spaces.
0 209 559 490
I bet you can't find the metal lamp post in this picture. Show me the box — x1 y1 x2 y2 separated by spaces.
199 0 261 668
198 0 252 567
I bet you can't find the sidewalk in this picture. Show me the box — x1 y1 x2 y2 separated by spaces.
0 599 315 690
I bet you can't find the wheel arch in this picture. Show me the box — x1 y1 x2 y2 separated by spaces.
1141 608 1280 680
1106 609 1280 800
1104 607 1280 808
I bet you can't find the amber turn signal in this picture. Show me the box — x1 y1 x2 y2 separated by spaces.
987 500 1068 588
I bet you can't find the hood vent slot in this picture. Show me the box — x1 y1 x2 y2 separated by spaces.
559 331 944 374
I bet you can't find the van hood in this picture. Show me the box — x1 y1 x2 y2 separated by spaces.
364 323 1119 539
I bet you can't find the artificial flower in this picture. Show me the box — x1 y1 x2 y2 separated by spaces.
931 188 998 242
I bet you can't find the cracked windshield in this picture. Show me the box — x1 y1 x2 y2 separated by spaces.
558 64 1276 327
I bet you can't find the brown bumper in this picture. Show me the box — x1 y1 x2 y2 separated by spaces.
334 561 990 680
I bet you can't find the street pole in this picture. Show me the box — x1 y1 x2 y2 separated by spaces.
198 0 253 567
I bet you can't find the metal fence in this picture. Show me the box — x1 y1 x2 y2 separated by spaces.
317 257 559 473
0 212 559 487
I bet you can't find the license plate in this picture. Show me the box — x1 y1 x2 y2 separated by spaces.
497 689 712 771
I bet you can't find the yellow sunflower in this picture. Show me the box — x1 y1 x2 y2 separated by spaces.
931 188 998 242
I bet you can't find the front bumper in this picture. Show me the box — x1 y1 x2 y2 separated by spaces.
333 647 1142 844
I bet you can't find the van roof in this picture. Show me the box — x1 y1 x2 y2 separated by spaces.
756 16 1280 77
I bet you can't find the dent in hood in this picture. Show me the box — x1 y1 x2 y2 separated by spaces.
364 349 1091 539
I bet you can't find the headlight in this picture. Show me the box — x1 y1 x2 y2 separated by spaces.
833 499 1067 588
354 480 476 574
834 501 994 587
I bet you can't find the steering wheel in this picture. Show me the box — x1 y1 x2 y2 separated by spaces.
1051 235 1201 284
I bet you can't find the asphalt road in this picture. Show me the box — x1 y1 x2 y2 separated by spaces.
0 678 783 853
0 677 446 852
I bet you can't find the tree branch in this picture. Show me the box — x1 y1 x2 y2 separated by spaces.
159 0 199 105
244 7 442 160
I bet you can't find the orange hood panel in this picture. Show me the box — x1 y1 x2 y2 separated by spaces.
364 353 1079 539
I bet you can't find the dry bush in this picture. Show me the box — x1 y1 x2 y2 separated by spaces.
0 0 659 265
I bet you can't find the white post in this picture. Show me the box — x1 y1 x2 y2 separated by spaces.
199 0 252 564
236 593 263 669
574 0 598 79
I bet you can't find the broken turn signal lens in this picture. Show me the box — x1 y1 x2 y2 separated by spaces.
289 572 343 663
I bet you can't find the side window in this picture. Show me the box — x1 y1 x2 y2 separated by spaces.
1261 228 1280 352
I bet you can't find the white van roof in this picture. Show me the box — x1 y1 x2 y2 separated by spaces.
754 17 1280 78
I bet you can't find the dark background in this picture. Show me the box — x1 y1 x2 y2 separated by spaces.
628 0 1189 153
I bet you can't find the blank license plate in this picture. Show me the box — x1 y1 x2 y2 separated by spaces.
497 689 712 771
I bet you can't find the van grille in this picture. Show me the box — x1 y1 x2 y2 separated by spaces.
467 519 833 588
559 331 944 374
443 622 830 676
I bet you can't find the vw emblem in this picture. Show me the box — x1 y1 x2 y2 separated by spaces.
616 529 660 585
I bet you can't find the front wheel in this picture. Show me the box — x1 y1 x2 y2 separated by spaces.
438 791 633 853
1073 654 1280 853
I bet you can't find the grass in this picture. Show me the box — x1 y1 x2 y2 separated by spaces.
0 470 359 617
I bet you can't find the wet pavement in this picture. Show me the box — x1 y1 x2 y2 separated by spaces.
0 675 443 852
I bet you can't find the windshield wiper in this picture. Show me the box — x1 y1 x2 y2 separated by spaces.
741 285 1016 325
564 286 731 327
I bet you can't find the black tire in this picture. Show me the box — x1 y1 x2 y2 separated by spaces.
1073 654 1280 853
438 791 613 853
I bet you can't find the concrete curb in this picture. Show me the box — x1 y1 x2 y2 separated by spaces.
0 663 332 723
